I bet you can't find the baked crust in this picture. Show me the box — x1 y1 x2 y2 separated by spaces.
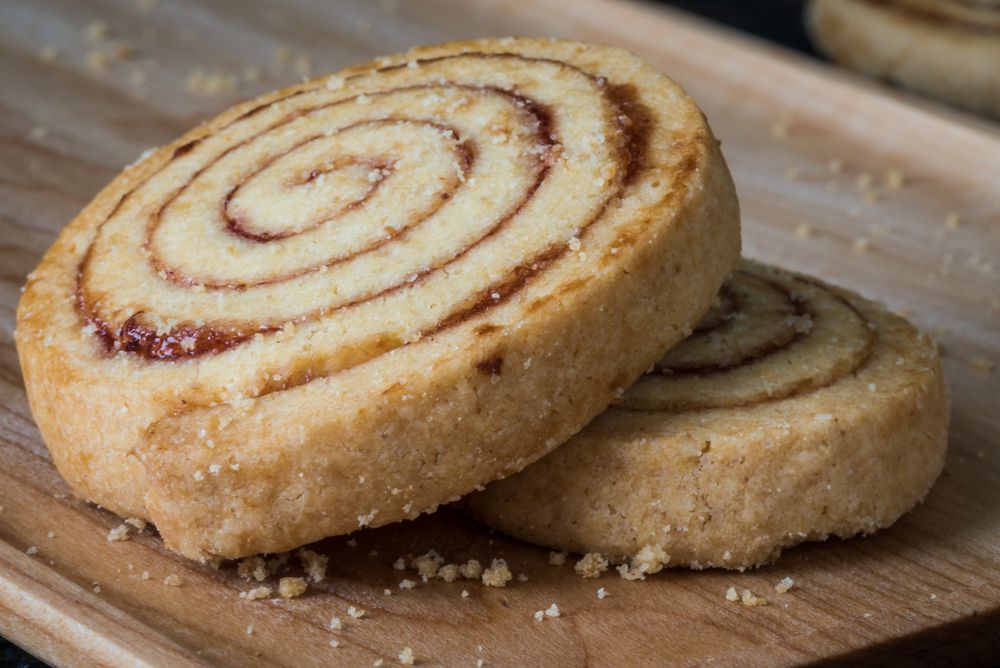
808 0 1000 119
16 38 740 560
466 261 948 569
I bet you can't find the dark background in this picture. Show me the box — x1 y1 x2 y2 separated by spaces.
0 2 816 666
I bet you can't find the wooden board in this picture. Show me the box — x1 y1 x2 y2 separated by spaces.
1 0 999 665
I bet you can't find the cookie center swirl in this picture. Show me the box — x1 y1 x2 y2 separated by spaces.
77 53 640 361
620 266 876 412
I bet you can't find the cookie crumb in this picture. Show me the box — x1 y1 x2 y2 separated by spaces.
399 579 417 590
240 586 273 601
393 557 407 570
460 559 483 580
438 564 460 582
617 545 669 581
740 589 768 607
412 550 443 579
107 524 131 542
596 587 608 600
533 610 544 621
399 646 415 665
279 577 307 598
725 586 739 602
25 546 38 556
125 517 147 531
968 357 994 373
574 552 609 578
348 605 366 619
544 603 560 618
481 559 513 587
329 638 339 648
163 574 182 587
246 624 254 636
775 577 795 594
548 551 567 566
298 549 328 583
238 556 269 581
883 168 904 190
84 21 110 42
461 589 470 598
329 616 342 629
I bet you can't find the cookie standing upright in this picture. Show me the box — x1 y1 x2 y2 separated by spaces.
16 38 740 560
467 262 948 569
808 0 1000 119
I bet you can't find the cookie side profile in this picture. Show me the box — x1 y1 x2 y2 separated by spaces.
16 38 740 560
807 0 1000 119
466 261 948 569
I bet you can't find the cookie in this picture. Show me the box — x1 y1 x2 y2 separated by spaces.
16 38 740 560
466 261 948 570
807 0 1000 119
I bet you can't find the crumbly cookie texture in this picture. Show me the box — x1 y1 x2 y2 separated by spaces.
467 261 949 569
16 37 739 561
807 0 1000 119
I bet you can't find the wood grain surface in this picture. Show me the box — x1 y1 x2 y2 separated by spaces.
1 0 999 666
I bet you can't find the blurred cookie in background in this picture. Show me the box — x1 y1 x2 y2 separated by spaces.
807 0 1000 120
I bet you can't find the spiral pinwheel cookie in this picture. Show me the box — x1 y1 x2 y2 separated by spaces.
466 261 948 570
16 38 740 560
807 0 1000 119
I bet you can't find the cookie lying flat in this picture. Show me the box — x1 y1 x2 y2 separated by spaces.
16 38 740 560
807 0 1000 119
466 261 948 570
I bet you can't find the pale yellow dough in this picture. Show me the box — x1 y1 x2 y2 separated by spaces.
466 262 948 569
16 38 740 560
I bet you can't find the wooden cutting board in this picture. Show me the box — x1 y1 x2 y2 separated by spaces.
1 0 998 665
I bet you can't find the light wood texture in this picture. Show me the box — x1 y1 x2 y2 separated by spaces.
1 0 998 665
